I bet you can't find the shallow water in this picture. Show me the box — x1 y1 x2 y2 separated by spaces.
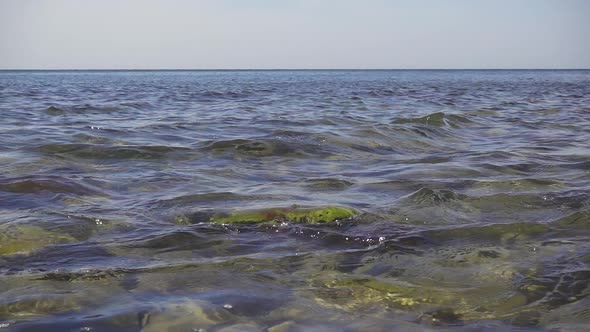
1 70 590 331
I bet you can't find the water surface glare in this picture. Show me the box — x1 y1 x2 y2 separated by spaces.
1 70 590 331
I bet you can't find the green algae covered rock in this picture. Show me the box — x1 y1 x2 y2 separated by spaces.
207 206 357 224
0 224 75 256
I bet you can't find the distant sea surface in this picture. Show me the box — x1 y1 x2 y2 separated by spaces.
1 70 590 331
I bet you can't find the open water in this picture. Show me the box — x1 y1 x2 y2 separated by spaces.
1 70 590 331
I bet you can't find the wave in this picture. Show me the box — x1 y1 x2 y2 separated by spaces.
403 188 466 205
0 176 104 196
45 105 119 115
392 112 473 127
37 143 193 160
152 192 286 209
44 101 157 116
303 178 354 191
201 138 321 158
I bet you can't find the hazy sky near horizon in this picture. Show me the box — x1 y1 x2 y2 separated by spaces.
1 0 589 69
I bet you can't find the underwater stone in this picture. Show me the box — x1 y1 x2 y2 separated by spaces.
217 324 261 332
268 321 300 332
418 308 463 326
141 298 231 332
206 139 296 157
45 106 65 115
0 225 75 256
423 222 550 243
551 211 590 229
509 311 542 327
304 178 354 191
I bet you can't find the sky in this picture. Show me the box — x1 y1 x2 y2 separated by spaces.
0 0 589 69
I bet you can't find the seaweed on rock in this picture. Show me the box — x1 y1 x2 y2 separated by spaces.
178 206 358 225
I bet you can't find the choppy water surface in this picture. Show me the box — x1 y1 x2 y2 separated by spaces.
1 70 590 331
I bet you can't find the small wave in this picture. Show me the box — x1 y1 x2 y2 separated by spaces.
393 112 473 127
383 188 475 225
44 105 119 115
37 143 193 160
153 192 285 209
121 230 213 252
72 133 115 144
0 176 104 196
466 178 565 193
190 89 255 102
271 129 313 138
385 188 578 226
317 127 454 156
422 222 550 243
478 162 542 176
472 190 590 212
118 101 155 110
201 90 252 99
403 188 466 205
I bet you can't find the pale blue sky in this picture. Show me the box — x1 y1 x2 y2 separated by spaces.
1 0 588 69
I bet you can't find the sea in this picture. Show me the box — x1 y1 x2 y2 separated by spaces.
1 70 590 331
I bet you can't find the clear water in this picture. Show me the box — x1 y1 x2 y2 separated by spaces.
1 70 590 331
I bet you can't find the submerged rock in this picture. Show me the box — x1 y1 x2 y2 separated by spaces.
37 268 130 282
418 308 463 327
303 178 354 191
0 294 82 318
423 222 550 243
204 139 298 157
180 206 357 224
140 298 232 332
37 143 192 161
309 273 531 324
216 323 261 332
0 224 75 256
550 210 590 229
45 105 65 115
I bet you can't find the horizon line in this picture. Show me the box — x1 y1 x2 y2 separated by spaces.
1 68 589 72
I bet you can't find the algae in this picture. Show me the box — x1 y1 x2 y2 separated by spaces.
208 206 357 224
